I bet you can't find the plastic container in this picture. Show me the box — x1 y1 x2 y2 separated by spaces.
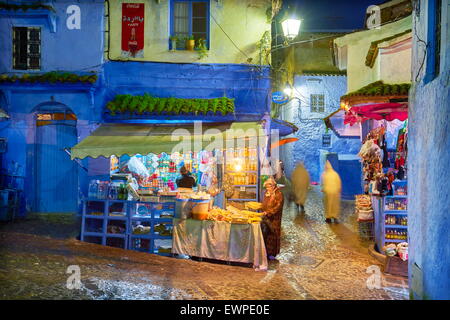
88 180 98 199
191 199 210 220
175 198 191 219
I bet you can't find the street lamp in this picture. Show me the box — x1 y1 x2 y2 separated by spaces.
281 14 301 41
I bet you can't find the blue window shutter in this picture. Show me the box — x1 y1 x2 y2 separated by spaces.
424 0 441 84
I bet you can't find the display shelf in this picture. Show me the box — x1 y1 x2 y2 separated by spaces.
227 198 257 201
233 185 257 187
378 179 408 254
83 232 104 237
385 195 407 199
385 224 408 229
105 233 127 238
384 210 408 214
106 215 128 220
384 239 407 243
81 199 174 257
84 214 105 219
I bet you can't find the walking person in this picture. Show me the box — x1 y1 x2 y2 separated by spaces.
291 162 310 213
261 177 284 260
321 161 342 223
275 160 293 205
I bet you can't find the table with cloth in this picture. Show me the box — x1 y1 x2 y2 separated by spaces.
172 218 268 271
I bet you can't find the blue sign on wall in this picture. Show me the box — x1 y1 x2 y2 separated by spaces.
272 91 289 104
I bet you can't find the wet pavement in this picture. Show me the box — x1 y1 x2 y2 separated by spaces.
0 186 409 300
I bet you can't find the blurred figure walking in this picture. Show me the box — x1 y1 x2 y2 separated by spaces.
321 161 342 223
291 162 310 213
275 160 294 204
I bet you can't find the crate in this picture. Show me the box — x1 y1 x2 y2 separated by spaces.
384 255 408 277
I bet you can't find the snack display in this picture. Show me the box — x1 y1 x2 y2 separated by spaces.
207 206 263 224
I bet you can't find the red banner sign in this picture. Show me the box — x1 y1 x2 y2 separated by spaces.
121 3 145 58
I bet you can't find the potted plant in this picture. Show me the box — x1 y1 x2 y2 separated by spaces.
196 38 208 60
186 35 195 51
169 35 178 51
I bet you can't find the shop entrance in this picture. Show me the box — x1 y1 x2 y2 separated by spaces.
34 107 78 213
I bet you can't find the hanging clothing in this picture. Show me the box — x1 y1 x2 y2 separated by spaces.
261 182 284 257
291 163 310 207
321 161 342 219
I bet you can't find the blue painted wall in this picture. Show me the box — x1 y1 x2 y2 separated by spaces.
102 61 271 118
408 0 450 300
280 74 361 193
0 2 272 214
0 0 105 73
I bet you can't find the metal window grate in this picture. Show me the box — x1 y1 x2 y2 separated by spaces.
12 27 40 70
310 94 325 113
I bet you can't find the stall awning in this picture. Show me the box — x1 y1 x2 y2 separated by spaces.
270 118 298 136
344 102 408 126
70 122 266 160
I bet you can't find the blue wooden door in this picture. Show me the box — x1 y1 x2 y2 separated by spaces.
36 120 78 212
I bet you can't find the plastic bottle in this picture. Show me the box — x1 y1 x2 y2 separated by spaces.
108 184 118 200
88 180 98 199
96 180 104 199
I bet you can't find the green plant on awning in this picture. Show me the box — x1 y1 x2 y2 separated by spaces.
105 94 235 116
341 81 410 100
0 72 97 84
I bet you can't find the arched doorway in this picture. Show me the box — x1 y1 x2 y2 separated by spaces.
34 103 78 213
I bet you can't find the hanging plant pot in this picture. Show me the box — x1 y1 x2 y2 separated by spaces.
186 39 195 51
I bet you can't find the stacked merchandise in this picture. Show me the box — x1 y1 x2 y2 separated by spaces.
355 195 374 221
355 195 374 241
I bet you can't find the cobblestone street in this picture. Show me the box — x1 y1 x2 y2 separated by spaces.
0 187 409 300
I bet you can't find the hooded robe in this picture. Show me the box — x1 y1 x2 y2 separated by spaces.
291 163 310 207
321 161 342 219
261 178 284 257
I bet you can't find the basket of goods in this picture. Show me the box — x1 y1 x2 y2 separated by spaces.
355 195 374 221
383 243 408 277
190 192 211 220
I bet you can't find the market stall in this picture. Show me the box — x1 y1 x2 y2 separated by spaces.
326 81 410 275
72 122 270 269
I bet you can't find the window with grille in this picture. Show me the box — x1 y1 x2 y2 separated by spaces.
13 27 41 70
310 94 325 113
424 0 442 83
170 0 209 49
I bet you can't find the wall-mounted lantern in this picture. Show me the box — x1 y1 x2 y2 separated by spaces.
281 13 301 41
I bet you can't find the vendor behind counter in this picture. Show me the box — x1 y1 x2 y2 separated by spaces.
176 166 197 189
